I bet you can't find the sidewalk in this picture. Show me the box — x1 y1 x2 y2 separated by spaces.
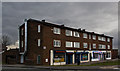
2 59 120 70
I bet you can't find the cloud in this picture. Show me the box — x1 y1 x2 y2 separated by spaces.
2 2 118 51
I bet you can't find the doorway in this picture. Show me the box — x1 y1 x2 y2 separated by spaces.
66 54 73 64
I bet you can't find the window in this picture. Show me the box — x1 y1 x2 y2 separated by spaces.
93 44 96 49
83 43 88 48
92 35 96 40
89 34 91 39
108 45 110 49
66 41 73 47
38 25 40 33
21 41 23 47
74 42 80 48
81 53 88 61
98 36 102 40
54 40 61 47
74 31 80 37
102 37 106 41
21 28 23 35
53 27 60 34
107 38 110 42
83 33 87 38
54 53 65 63
93 53 99 59
66 30 72 36
106 53 111 58
99 44 106 49
37 55 40 64
38 39 40 46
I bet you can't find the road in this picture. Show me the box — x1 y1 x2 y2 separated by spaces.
1 66 120 71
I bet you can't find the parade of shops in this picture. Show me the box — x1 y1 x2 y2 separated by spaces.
19 18 113 65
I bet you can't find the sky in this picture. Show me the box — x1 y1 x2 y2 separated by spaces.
2 2 119 53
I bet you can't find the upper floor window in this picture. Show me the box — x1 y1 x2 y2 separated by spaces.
102 37 106 41
38 25 40 33
74 42 80 48
66 41 72 47
53 27 60 34
99 44 106 49
83 33 87 38
89 34 91 39
108 45 110 49
93 44 96 49
66 30 72 36
21 41 23 47
98 36 102 41
92 35 96 40
21 28 24 35
83 43 88 48
74 31 80 37
107 38 110 42
53 40 61 47
38 39 41 46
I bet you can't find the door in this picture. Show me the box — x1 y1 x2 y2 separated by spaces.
37 55 40 64
20 55 24 63
66 54 73 64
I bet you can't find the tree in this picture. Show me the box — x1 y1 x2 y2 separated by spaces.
0 34 12 47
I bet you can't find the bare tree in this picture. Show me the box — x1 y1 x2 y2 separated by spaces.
0 34 12 47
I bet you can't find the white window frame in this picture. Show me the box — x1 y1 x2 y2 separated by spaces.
38 25 40 33
107 38 110 42
83 33 87 38
98 36 102 41
38 39 41 46
74 31 80 37
66 41 73 47
74 42 80 48
89 34 91 39
53 27 60 34
53 40 61 47
66 30 72 36
83 43 88 48
108 45 110 49
99 44 106 49
22 41 23 47
102 37 106 41
93 44 96 49
92 35 96 40
21 28 24 35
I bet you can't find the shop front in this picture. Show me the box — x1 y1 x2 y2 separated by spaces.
53 50 66 65
91 51 106 61
80 52 89 63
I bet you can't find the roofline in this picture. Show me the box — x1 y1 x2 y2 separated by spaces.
27 18 113 39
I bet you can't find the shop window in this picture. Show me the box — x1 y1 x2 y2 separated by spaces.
74 31 80 37
38 25 40 33
66 41 73 47
83 43 88 48
53 27 60 34
106 53 111 58
83 33 87 38
74 42 80 48
54 54 65 63
53 40 61 47
93 53 99 59
66 30 72 36
81 53 88 61
92 35 96 40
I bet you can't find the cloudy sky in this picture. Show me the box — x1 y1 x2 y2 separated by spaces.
2 2 118 51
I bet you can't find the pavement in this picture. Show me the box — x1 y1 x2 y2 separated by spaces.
1 59 120 70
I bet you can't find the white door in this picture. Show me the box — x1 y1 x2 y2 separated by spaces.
21 55 24 63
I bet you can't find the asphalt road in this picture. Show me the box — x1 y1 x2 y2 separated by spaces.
1 67 119 71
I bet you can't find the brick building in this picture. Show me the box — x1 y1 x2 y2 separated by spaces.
19 18 113 65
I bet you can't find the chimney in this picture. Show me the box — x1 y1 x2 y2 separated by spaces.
82 29 85 31
42 20 45 22
78 28 81 31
